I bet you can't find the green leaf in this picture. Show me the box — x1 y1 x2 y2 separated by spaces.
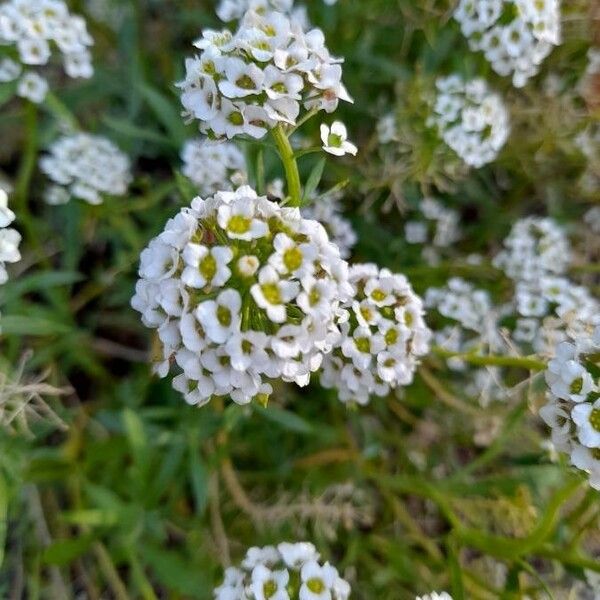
187 431 208 515
0 316 72 336
302 157 326 202
103 115 174 147
0 472 7 567
138 83 188 145
0 81 17 108
174 169 197 201
0 271 83 304
42 534 95 566
253 405 314 435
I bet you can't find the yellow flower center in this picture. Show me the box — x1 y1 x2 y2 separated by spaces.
371 289 387 302
227 215 251 234
307 578 326 593
589 408 600 433
199 254 217 282
263 580 277 598
228 111 244 126
385 328 398 345
217 305 232 327
236 75 256 90
261 283 282 305
356 337 371 354
283 246 303 272
570 377 583 395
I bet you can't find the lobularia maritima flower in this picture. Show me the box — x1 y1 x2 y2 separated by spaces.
404 197 461 266
320 121 357 157
320 263 431 406
213 542 351 600
302 189 356 259
40 133 132 205
493 216 571 282
131 185 352 407
416 594 453 600
0 0 94 103
178 7 352 140
217 0 293 22
428 75 509 168
0 188 21 286
182 138 247 196
540 325 600 490
454 0 561 88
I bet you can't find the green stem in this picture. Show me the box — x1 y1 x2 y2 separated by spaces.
271 124 302 206
431 346 547 372
43 91 79 131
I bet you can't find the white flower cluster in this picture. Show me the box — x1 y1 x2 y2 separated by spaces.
416 594 453 600
428 75 509 168
454 0 561 87
320 264 431 405
493 216 570 282
0 189 21 286
132 185 352 407
217 0 293 22
182 138 247 197
214 542 350 600
178 8 352 140
0 0 94 103
540 326 600 490
40 133 131 205
584 206 600 235
405 197 461 265
302 190 356 259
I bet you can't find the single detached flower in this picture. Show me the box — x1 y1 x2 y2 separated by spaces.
320 122 357 157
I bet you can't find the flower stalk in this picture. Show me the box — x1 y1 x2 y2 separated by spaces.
271 124 302 207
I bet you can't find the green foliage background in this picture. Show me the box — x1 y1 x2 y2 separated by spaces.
0 0 598 598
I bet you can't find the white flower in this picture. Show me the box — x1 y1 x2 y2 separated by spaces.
0 0 93 101
214 542 350 600
570 444 600 491
178 7 352 140
572 399 600 448
182 244 233 288
300 561 338 600
429 75 509 168
320 121 357 157
454 0 561 87
16 71 48 103
278 542 319 569
0 190 15 228
250 565 290 600
217 197 269 241
251 265 300 323
182 139 247 196
40 133 131 204
132 186 350 407
416 593 453 600
321 264 431 405
196 289 242 344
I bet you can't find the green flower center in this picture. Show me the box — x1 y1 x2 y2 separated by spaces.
360 306 374 322
356 337 371 354
591 448 600 460
236 75 255 90
263 580 277 598
217 305 232 327
570 377 584 395
202 60 216 76
309 287 321 306
228 111 244 126
405 311 413 326
242 340 253 354
307 578 325 593
199 254 217 282
272 82 287 94
589 408 600 433
327 133 343 148
227 215 251 234
283 247 303 272
261 283 282 305
371 289 387 302
385 328 398 345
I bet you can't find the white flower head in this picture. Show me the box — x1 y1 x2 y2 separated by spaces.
133 186 351 407
0 0 93 102
178 7 352 140
320 121 357 157
321 264 431 405
40 133 131 205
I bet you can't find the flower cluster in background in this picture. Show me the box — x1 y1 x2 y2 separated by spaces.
213 542 350 600
0 0 93 103
132 185 352 407
0 188 20 287
404 197 461 266
320 264 431 405
181 138 247 196
428 75 509 168
454 0 561 87
40 133 131 205
541 326 600 489
178 8 352 140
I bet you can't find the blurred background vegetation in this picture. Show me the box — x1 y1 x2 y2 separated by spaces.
0 0 598 598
